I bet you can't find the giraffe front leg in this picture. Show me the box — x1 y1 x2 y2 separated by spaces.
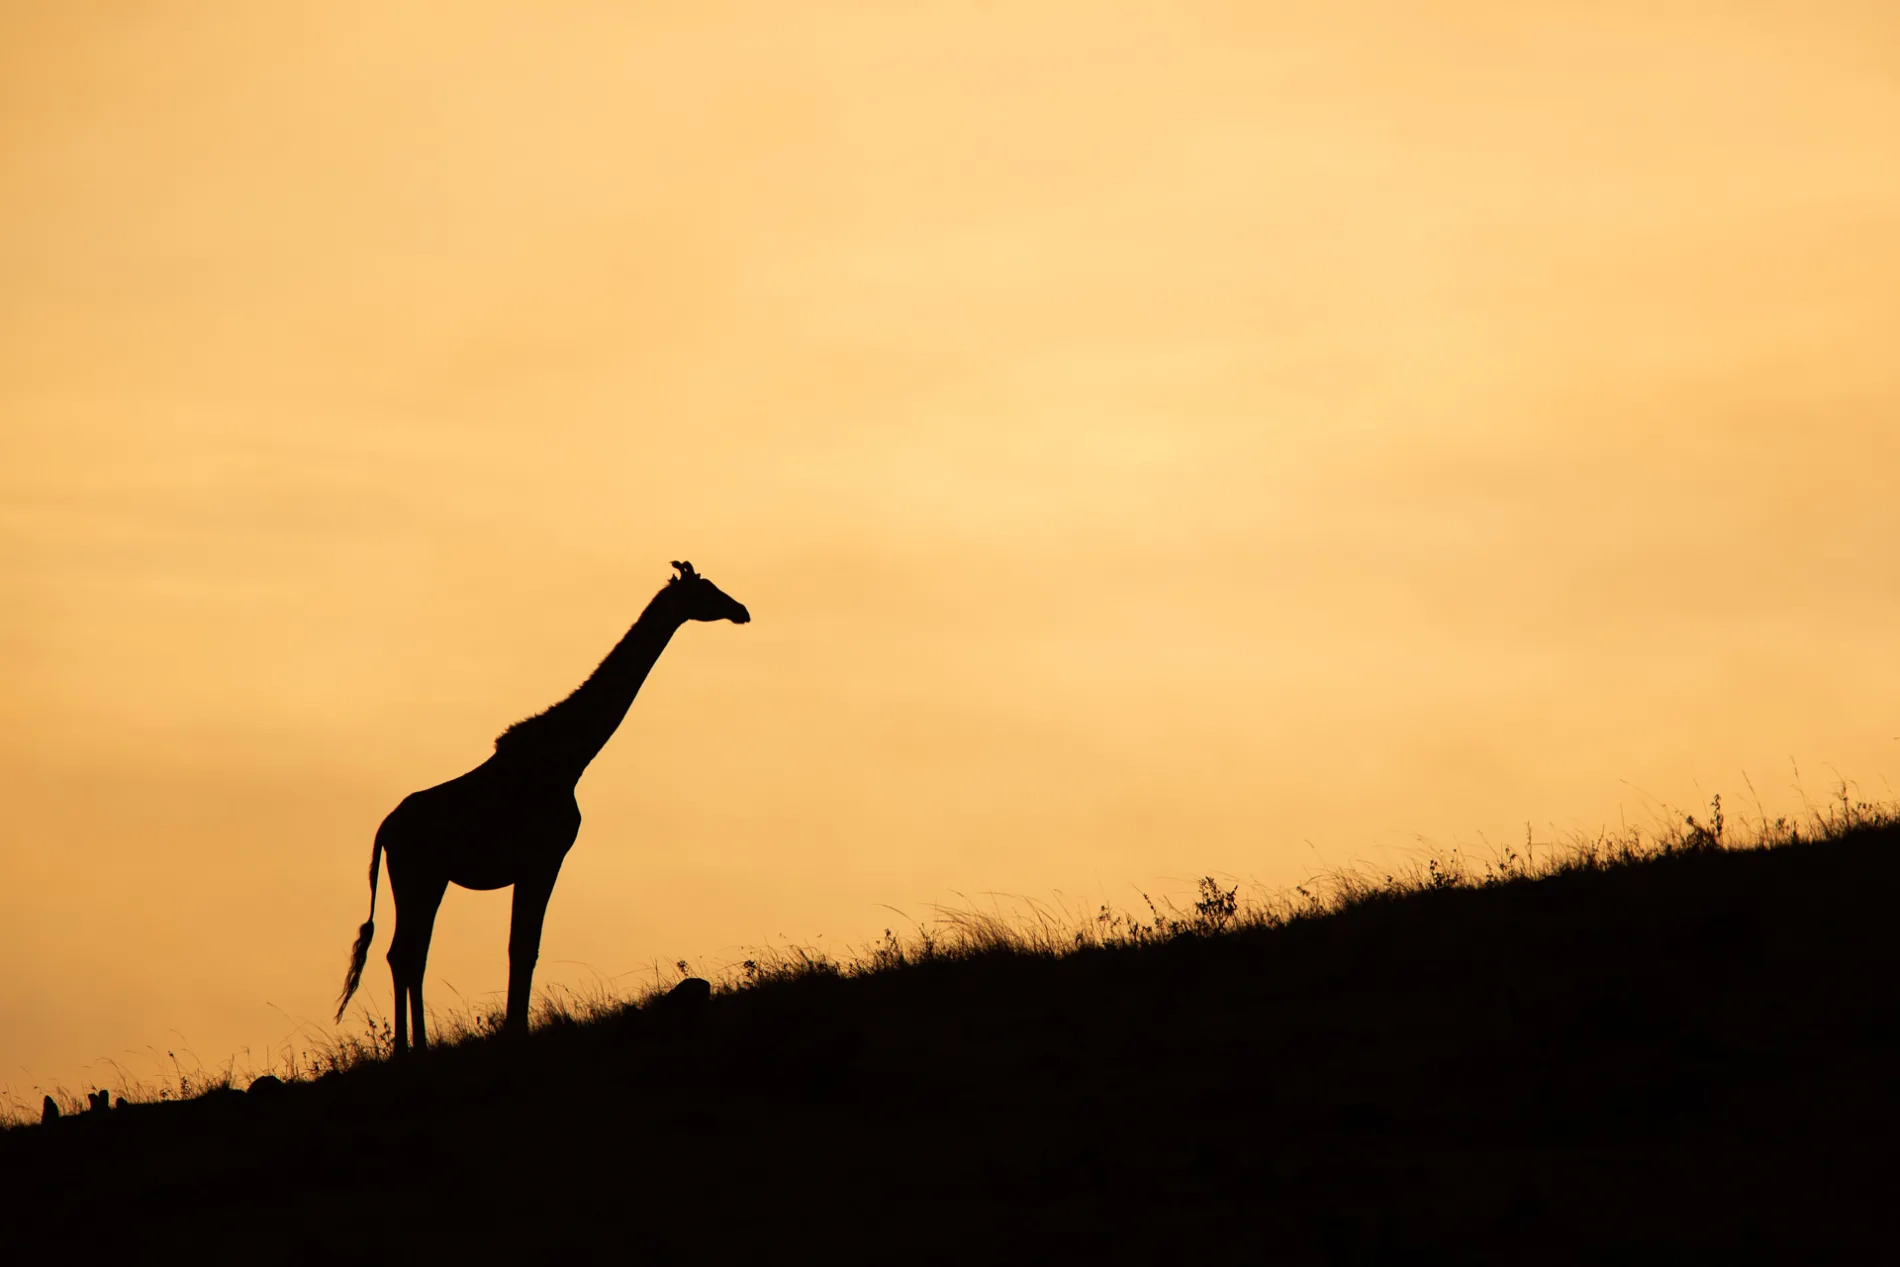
506 870 558 1037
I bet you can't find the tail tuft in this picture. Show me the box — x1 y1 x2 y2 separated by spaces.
334 920 375 1023
335 823 386 1024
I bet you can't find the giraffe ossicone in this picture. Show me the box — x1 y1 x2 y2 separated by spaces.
333 561 750 1053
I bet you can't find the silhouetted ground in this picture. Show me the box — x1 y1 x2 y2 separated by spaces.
5 821 1896 1263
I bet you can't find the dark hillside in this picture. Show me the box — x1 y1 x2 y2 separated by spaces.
6 823 1896 1263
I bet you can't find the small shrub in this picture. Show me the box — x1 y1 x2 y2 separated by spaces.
1192 877 1239 935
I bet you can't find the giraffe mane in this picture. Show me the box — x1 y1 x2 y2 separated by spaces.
494 703 566 751
493 569 689 753
493 714 539 750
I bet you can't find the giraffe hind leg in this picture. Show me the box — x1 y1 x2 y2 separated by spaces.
409 969 429 1052
389 958 409 1054
385 872 448 1056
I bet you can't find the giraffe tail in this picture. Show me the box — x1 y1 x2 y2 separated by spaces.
333 825 384 1024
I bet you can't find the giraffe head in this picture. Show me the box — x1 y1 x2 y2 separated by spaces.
665 560 751 624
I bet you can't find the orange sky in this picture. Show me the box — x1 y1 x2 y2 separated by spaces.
4 2 1898 1101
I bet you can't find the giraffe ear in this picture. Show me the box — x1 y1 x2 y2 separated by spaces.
671 560 697 581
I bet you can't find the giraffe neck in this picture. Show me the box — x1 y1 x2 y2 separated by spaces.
493 587 684 781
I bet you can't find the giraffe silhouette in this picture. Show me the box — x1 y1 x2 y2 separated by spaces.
333 560 750 1053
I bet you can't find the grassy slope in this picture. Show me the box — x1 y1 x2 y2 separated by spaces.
4 818 1896 1263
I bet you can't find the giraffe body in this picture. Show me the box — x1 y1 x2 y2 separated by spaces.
334 561 749 1052
385 764 582 894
